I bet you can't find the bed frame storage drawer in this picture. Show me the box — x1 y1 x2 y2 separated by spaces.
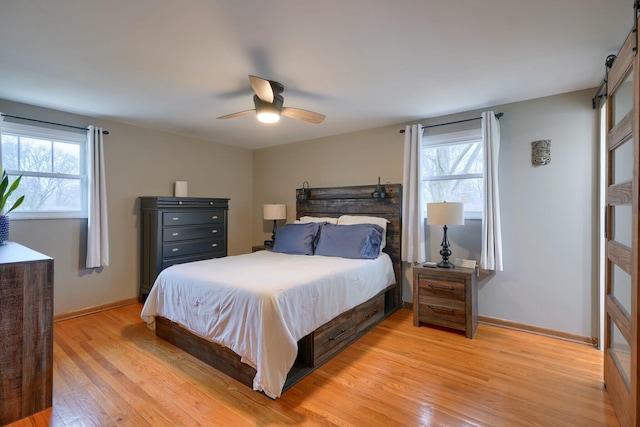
140 196 229 301
355 293 385 335
313 310 356 366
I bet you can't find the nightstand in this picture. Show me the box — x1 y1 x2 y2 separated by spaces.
251 245 273 252
412 265 477 338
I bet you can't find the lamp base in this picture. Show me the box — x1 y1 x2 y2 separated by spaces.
438 225 454 268
437 260 455 269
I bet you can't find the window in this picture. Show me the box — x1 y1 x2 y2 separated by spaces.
422 128 483 219
1 122 88 219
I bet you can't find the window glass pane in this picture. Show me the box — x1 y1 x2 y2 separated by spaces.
1 122 87 218
613 137 633 184
612 70 633 126
612 264 631 318
1 134 19 170
609 320 631 390
423 142 483 176
612 205 632 248
53 141 80 175
423 177 483 212
19 137 52 173
13 176 81 212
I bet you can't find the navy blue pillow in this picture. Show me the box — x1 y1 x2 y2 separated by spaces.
272 223 321 255
314 223 383 259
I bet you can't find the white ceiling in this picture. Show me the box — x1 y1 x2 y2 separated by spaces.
0 0 631 149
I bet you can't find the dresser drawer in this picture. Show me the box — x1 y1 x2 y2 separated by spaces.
163 238 225 258
313 310 356 366
417 275 465 301
418 296 465 330
161 253 223 270
355 294 384 334
163 211 225 226
162 225 224 242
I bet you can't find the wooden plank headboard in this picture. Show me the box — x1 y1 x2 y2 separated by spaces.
296 183 402 312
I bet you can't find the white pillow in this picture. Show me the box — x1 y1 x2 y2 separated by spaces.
299 216 339 225
337 215 389 251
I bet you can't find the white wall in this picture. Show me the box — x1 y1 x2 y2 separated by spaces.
1 88 600 339
1 99 254 316
253 88 600 339
479 90 599 339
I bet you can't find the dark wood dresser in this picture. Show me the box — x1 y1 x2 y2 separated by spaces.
0 242 54 425
413 265 477 338
139 197 229 300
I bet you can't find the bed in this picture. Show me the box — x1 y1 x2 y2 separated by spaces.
141 184 402 398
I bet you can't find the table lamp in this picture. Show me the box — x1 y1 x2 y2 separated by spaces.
263 204 286 245
427 202 464 268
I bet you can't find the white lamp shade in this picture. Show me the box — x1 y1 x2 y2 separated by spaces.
427 202 464 226
263 204 286 220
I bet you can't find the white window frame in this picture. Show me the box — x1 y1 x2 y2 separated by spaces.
1 122 88 219
422 128 483 220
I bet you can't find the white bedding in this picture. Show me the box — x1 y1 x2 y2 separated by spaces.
140 250 396 398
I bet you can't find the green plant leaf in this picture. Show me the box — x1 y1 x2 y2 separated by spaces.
6 195 24 214
0 170 24 214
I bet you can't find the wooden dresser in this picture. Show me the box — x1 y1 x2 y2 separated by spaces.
0 242 54 425
413 266 477 338
139 197 229 300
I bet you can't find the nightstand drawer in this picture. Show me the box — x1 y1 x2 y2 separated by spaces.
314 310 356 366
413 266 477 338
417 276 465 301
418 296 465 329
163 226 223 242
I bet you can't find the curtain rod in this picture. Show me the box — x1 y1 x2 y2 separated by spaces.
399 112 504 133
1 113 109 135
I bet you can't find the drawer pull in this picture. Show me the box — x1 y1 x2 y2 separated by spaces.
212 215 218 220
172 248 179 252
328 329 347 341
364 309 380 319
427 304 454 313
211 243 218 248
172 216 180 221
211 229 218 233
428 283 454 291
172 232 179 236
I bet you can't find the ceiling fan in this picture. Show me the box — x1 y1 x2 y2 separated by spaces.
217 75 325 124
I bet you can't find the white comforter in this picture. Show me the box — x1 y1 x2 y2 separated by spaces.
140 250 395 398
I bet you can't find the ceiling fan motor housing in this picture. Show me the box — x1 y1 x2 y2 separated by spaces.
253 94 284 113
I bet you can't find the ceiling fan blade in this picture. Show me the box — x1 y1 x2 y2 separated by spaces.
216 109 255 120
249 75 274 103
281 107 326 124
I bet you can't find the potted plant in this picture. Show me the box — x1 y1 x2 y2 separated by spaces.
0 170 25 243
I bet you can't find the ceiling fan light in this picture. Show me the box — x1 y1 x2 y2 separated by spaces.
256 110 280 124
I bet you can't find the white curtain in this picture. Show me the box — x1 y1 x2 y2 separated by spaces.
401 124 426 263
86 126 109 268
480 111 503 271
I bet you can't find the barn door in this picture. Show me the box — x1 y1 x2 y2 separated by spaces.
604 22 638 427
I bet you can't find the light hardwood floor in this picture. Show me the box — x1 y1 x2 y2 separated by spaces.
9 304 619 427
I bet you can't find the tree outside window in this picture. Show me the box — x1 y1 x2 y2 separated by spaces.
1 123 87 219
422 129 483 218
